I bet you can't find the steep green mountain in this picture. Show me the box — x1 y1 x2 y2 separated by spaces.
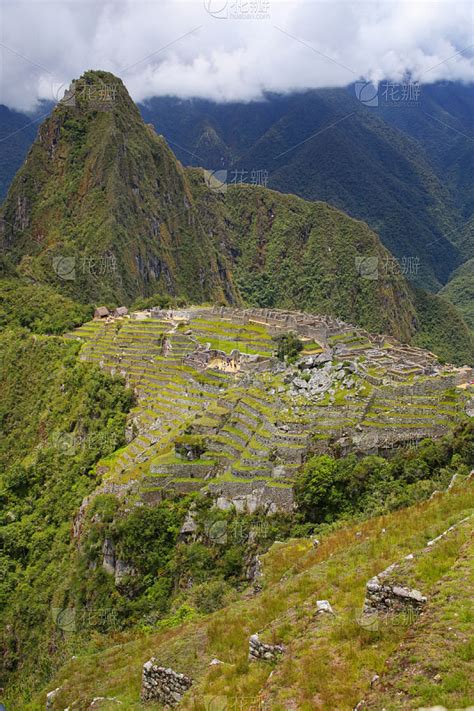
0 72 237 306
440 258 474 330
379 81 474 255
1 71 472 361
140 87 471 291
3 84 472 289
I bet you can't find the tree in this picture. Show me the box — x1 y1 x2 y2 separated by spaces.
295 455 344 522
274 332 303 363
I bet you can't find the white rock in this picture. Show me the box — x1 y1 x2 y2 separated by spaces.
316 600 335 614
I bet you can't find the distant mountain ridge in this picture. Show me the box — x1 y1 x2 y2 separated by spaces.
0 71 472 362
139 84 474 289
1 82 472 291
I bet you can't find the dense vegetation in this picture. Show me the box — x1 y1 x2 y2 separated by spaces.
0 327 133 696
140 85 473 291
440 258 474 330
274 331 304 363
296 420 473 524
1 70 472 364
0 278 92 334
412 288 473 364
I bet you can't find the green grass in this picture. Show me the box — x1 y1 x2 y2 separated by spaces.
20 483 473 710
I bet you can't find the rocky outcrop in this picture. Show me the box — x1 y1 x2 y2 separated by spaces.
316 600 335 615
248 633 285 662
209 481 294 514
178 505 198 541
141 658 193 706
101 538 136 587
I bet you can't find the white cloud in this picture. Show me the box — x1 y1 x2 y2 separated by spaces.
1 0 473 112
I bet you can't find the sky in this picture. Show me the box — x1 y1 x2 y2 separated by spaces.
1 0 473 112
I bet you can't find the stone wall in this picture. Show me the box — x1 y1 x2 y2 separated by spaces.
363 576 426 615
362 512 473 617
207 480 294 514
211 305 354 345
141 659 193 707
248 633 285 662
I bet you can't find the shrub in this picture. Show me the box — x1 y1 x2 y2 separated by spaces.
274 332 303 363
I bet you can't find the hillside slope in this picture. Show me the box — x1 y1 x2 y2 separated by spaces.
1 295 473 709
0 71 237 306
1 71 472 361
440 258 474 330
140 87 470 291
14 481 474 711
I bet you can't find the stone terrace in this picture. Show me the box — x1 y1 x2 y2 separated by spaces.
64 306 471 511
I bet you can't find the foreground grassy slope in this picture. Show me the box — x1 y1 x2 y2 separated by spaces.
20 481 473 711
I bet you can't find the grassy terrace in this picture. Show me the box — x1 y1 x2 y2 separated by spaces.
26 483 473 711
190 317 275 356
66 314 468 491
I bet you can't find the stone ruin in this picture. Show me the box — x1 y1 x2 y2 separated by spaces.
364 572 427 616
141 658 193 707
248 633 285 662
362 511 473 618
